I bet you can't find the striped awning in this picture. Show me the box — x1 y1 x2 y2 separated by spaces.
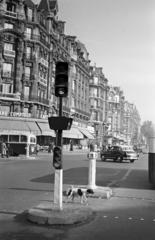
63 127 84 139
78 127 94 139
36 121 56 137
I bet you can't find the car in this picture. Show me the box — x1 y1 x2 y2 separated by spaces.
100 145 138 163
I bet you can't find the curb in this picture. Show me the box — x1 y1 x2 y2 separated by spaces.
26 202 94 225
25 186 112 226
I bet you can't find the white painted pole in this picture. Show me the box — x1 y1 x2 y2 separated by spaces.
148 126 155 185
88 152 97 189
54 169 63 210
26 143 29 158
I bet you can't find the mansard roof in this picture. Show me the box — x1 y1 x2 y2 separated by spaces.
25 0 35 8
37 0 58 14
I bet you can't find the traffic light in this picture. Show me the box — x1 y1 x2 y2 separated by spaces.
48 116 73 130
55 61 69 97
53 146 62 169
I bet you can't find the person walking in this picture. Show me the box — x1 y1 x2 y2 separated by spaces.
6 143 10 158
48 142 54 153
1 141 7 158
36 144 40 155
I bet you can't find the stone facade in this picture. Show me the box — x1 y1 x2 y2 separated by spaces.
0 0 141 145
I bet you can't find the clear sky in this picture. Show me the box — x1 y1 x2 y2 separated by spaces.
34 0 155 124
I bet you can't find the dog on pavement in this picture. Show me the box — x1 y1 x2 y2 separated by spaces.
66 185 94 204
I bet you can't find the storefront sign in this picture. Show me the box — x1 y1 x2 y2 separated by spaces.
0 111 32 118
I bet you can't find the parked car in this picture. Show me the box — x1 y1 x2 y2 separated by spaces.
100 145 138 163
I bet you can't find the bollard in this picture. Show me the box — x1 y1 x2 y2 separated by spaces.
88 152 97 189
26 144 30 158
148 124 155 185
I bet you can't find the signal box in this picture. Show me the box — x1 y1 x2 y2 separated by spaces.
48 116 73 130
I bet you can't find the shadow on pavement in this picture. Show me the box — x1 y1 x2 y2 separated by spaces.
31 167 88 186
30 166 155 190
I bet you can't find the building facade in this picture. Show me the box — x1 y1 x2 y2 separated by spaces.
0 0 141 150
0 0 94 149
89 66 109 146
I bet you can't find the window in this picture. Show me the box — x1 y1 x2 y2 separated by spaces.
21 135 27 142
90 88 97 97
9 135 19 142
26 28 32 39
3 63 12 77
94 77 98 85
30 137 36 143
27 8 33 21
2 83 12 93
25 67 31 78
1 135 8 142
4 43 13 51
26 47 31 58
6 2 16 12
4 22 13 29
24 86 30 100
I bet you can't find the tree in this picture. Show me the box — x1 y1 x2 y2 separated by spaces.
140 121 153 143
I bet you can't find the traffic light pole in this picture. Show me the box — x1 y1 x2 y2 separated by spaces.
54 97 63 210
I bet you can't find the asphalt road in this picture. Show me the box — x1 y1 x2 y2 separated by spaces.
0 151 155 240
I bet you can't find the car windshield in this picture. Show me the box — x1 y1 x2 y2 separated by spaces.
121 145 134 151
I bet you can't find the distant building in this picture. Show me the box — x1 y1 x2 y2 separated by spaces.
89 65 109 146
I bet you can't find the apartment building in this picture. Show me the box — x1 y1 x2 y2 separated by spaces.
0 0 94 148
89 66 109 146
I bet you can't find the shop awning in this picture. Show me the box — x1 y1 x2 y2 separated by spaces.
63 127 84 139
37 121 56 137
79 128 95 139
25 121 41 135
0 118 30 134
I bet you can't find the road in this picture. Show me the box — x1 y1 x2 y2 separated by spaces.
0 151 155 240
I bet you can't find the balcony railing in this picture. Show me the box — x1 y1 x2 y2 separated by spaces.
40 58 48 67
24 33 50 48
0 92 20 100
39 77 47 86
4 10 17 18
2 71 12 78
4 49 15 57
29 96 49 105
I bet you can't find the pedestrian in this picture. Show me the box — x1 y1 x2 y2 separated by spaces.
89 142 94 152
6 143 10 158
70 140 73 151
48 142 54 153
36 144 40 155
1 141 7 158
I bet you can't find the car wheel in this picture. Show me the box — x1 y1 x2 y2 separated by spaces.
117 156 123 162
101 156 106 161
130 159 134 163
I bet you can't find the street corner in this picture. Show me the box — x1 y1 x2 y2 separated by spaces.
24 202 95 226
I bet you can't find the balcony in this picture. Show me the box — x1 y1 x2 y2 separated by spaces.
4 10 17 18
2 71 12 78
0 92 20 100
24 34 50 48
4 49 15 58
29 96 49 105
40 58 48 67
39 77 47 86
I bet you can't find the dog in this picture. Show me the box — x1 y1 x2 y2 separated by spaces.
66 185 94 204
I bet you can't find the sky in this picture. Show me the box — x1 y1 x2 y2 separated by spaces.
34 0 155 124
